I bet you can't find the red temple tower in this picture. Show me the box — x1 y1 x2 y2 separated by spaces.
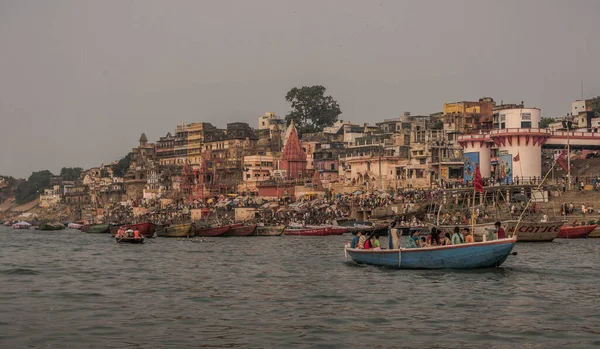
280 122 307 180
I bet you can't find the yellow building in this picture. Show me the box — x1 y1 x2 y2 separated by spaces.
187 123 217 167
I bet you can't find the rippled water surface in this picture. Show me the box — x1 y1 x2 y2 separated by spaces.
1 226 599 348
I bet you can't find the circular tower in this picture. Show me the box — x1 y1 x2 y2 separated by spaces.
457 134 493 178
490 108 548 182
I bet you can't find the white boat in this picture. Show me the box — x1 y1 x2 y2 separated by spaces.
12 221 31 229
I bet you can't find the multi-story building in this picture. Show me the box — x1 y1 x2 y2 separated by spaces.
187 122 218 167
443 97 496 135
156 132 175 166
241 154 277 191
203 122 258 192
174 123 189 165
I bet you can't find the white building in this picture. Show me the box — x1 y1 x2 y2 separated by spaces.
459 107 544 183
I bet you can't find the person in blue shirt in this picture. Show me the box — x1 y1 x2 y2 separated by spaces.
350 231 362 248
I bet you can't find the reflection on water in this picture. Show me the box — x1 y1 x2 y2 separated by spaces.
0 227 599 348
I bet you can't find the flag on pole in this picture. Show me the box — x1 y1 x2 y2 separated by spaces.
474 164 484 193
557 149 568 171
513 152 520 162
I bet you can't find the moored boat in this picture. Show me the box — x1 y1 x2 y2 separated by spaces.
557 224 597 239
345 235 517 269
12 221 31 229
284 227 333 236
255 225 285 236
36 222 65 231
504 220 563 242
222 224 257 237
3 221 11 227
195 224 231 237
81 224 111 234
67 223 84 229
158 223 193 237
115 237 144 244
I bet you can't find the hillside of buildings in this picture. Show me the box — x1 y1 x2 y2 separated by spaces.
1 95 600 223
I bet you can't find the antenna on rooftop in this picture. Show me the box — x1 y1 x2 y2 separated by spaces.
581 80 584 100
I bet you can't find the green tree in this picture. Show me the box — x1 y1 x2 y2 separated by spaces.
591 96 600 117
539 117 555 129
431 119 444 130
285 85 342 136
112 153 133 177
59 167 83 181
15 170 54 204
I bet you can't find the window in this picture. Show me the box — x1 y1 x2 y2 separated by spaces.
330 163 335 171
521 122 531 128
500 122 505 129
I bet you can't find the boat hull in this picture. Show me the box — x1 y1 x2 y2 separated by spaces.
36 223 65 231
284 227 333 236
222 224 257 236
504 221 562 242
67 223 83 229
116 237 144 244
158 223 193 237
557 224 597 239
81 224 110 234
255 225 285 236
346 237 517 269
195 225 230 237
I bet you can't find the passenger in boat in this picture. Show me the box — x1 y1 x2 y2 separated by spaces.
358 232 367 249
350 232 361 249
126 229 134 238
451 226 464 245
133 229 141 239
372 234 381 249
364 236 372 249
406 231 419 248
494 221 505 239
427 228 441 246
441 232 452 246
420 236 428 247
464 227 474 243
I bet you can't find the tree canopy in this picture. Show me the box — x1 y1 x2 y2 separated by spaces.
111 153 133 177
285 85 341 136
591 96 600 117
15 170 54 204
539 117 555 129
60 167 83 181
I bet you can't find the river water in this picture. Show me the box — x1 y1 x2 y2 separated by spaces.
0 226 599 349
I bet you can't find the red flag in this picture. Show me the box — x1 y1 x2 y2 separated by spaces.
513 153 520 162
474 164 484 193
557 149 568 171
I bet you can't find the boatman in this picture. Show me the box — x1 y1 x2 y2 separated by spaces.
133 229 141 239
495 222 506 239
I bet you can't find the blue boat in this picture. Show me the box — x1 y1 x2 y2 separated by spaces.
345 236 517 269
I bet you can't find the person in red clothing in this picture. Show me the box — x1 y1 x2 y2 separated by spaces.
133 229 141 239
495 222 506 239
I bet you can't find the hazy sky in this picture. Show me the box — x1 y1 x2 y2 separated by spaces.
1 0 599 178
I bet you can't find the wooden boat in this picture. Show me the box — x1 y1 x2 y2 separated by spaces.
110 222 156 238
12 221 31 229
503 220 563 242
36 222 65 231
158 223 193 237
115 237 144 244
67 223 84 229
222 224 257 236
195 224 231 237
255 225 285 236
3 221 12 226
557 224 598 239
284 227 333 236
81 224 110 234
345 236 517 269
